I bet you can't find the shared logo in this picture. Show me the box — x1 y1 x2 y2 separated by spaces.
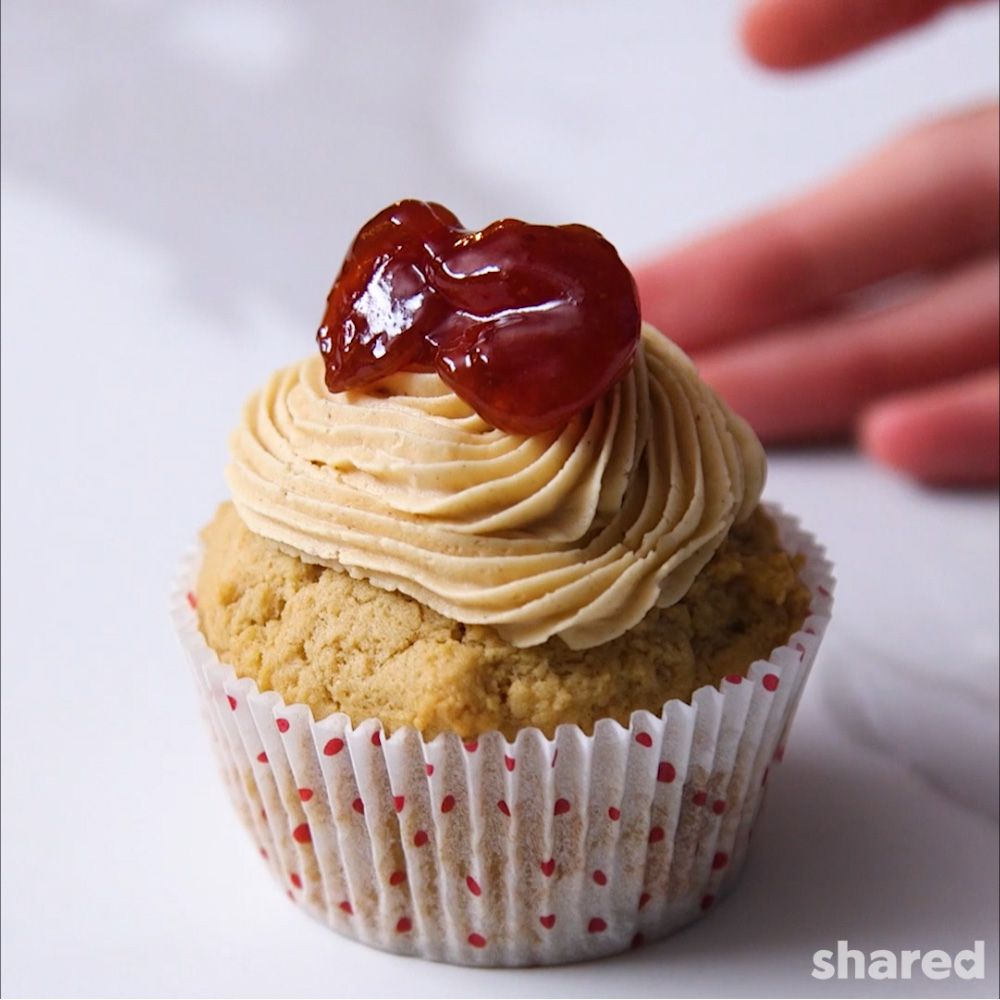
812 940 985 981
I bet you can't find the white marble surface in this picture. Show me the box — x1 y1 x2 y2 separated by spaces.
1 2 997 997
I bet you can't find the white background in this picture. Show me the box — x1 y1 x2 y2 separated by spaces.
2 2 998 998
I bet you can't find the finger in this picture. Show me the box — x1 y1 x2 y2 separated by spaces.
860 369 999 486
740 0 985 70
696 254 999 441
634 105 999 352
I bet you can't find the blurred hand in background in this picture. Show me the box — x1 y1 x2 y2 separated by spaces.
635 0 999 487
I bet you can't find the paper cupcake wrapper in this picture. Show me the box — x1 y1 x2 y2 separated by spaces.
171 504 833 967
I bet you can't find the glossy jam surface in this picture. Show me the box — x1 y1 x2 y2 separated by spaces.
317 200 641 434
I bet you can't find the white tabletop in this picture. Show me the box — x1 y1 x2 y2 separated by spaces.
2 2 998 998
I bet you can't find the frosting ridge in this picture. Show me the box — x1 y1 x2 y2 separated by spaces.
227 324 766 648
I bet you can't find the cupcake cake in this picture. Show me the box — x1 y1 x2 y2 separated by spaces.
173 200 833 965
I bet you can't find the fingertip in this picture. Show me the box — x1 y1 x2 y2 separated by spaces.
860 378 1000 487
739 0 800 70
738 0 964 72
739 0 850 71
858 402 916 470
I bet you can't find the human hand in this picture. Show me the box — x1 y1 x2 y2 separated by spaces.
635 0 999 487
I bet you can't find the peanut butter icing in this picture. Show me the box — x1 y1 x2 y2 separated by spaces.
226 324 766 649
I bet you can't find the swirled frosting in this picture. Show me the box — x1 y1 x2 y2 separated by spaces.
226 324 766 649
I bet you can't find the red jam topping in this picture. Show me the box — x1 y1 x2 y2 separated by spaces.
317 200 641 435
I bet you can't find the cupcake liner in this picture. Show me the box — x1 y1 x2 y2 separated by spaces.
171 504 834 966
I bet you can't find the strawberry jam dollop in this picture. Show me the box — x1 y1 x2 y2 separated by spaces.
317 200 641 435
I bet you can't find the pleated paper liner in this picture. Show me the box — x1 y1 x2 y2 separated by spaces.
172 505 833 966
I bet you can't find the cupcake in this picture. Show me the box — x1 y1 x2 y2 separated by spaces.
173 200 833 966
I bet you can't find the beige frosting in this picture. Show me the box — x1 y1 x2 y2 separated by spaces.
226 324 766 649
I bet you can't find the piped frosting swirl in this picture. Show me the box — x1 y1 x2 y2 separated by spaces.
227 324 766 648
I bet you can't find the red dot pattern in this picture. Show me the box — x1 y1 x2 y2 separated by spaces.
762 673 780 692
276 718 290 733
247 735 763 949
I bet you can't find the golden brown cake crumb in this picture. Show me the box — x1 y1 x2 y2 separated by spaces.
196 502 810 739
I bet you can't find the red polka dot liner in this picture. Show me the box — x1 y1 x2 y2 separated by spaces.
171 505 833 966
